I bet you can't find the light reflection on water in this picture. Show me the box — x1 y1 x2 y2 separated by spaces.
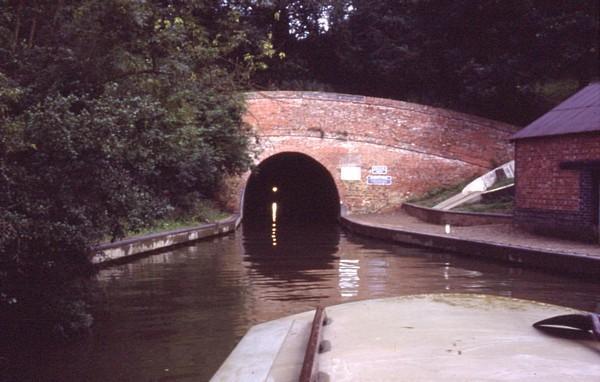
338 259 360 297
6 222 600 382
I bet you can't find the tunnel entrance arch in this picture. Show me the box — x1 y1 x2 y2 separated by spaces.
242 152 340 224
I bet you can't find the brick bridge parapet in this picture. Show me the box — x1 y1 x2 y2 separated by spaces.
221 91 518 214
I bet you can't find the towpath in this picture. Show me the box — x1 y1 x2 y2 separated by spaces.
343 210 600 276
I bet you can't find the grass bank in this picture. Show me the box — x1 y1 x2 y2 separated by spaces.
407 178 514 214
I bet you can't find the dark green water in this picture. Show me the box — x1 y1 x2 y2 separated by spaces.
4 223 600 381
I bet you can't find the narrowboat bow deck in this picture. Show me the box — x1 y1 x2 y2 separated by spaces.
211 294 600 381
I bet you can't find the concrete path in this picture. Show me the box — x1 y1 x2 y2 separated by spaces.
343 210 600 276
351 211 600 258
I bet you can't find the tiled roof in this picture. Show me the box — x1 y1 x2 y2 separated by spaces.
511 82 600 140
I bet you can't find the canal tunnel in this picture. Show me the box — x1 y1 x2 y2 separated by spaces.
243 152 340 224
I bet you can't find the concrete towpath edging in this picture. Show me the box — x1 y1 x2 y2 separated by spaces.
340 214 600 278
92 215 241 266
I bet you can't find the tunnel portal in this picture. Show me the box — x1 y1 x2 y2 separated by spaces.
243 152 340 224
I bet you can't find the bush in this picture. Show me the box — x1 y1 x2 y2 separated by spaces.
0 0 260 338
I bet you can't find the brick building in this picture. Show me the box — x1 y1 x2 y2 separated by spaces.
512 82 600 242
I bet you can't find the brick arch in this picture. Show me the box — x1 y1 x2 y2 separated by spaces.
222 91 518 214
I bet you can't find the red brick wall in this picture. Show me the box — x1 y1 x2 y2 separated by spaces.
223 91 518 214
514 132 600 241
515 133 600 210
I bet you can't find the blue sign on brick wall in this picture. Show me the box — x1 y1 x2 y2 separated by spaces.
367 175 392 185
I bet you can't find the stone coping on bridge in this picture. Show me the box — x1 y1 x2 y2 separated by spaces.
341 210 600 278
92 215 241 266
244 91 516 133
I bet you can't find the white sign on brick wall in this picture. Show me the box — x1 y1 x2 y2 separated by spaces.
341 166 361 181
370 165 388 175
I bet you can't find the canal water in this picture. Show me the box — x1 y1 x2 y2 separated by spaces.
7 222 600 381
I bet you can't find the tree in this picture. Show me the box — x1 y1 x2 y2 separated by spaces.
0 0 261 337
241 0 599 124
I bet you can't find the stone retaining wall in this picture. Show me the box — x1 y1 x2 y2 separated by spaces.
92 215 241 266
401 203 512 226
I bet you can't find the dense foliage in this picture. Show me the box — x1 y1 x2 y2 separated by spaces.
0 0 261 336
238 0 599 124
